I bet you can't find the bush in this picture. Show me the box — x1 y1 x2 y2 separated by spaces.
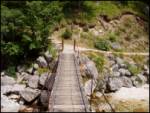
62 28 72 39
93 55 105 72
48 45 57 59
94 39 110 51
127 63 141 75
83 25 89 32
37 67 49 75
5 66 16 78
109 32 117 42
88 53 105 72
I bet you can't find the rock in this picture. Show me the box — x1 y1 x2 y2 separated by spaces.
107 54 115 61
85 61 99 79
44 51 52 63
1 94 20 112
111 64 119 72
39 72 48 86
120 64 127 68
93 30 99 36
33 63 39 70
80 56 90 65
107 77 123 91
1 71 5 76
1 84 26 95
20 87 40 102
143 70 149 83
49 60 57 70
27 67 34 74
19 99 25 105
19 106 34 112
96 79 107 91
131 74 147 87
1 76 16 86
8 94 20 100
37 56 48 68
95 92 102 98
144 70 149 76
16 72 24 83
33 71 40 76
17 65 26 73
143 65 148 71
40 90 48 107
28 75 39 88
111 43 122 50
116 57 123 64
98 103 113 112
109 60 115 66
121 76 133 88
137 74 147 83
115 57 125 68
21 72 31 81
84 79 96 95
119 68 131 76
112 71 120 77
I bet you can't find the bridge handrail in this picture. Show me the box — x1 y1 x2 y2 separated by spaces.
74 54 90 112
74 39 115 112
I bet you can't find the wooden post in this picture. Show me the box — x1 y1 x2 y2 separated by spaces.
62 39 64 51
74 39 76 51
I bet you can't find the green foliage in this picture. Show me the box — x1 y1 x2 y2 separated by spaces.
1 42 22 56
88 53 105 72
37 67 49 75
62 28 72 39
108 32 117 42
97 1 121 20
48 45 57 59
5 66 16 78
130 55 145 65
1 1 63 70
83 25 89 32
94 39 110 51
126 63 141 75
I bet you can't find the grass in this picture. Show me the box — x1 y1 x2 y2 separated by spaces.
37 67 49 75
85 52 105 73
97 1 121 20
61 28 72 39
125 62 141 76
108 32 118 42
130 55 146 65
79 32 95 48
114 99 149 112
5 66 16 78
97 1 148 21
94 38 110 51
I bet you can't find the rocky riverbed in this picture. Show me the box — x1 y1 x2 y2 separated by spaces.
1 50 57 112
79 53 149 112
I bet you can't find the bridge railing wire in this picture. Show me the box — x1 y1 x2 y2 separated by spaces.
37 41 63 111
74 40 115 112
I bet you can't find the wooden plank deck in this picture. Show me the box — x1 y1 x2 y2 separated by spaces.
48 53 90 112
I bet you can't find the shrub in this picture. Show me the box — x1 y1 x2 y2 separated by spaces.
93 55 105 72
94 39 110 51
5 66 16 78
108 32 117 42
62 28 72 39
48 45 57 59
88 53 105 72
37 67 49 75
83 25 89 32
126 63 141 75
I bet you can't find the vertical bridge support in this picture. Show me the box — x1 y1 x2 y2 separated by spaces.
74 39 76 51
62 39 64 51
